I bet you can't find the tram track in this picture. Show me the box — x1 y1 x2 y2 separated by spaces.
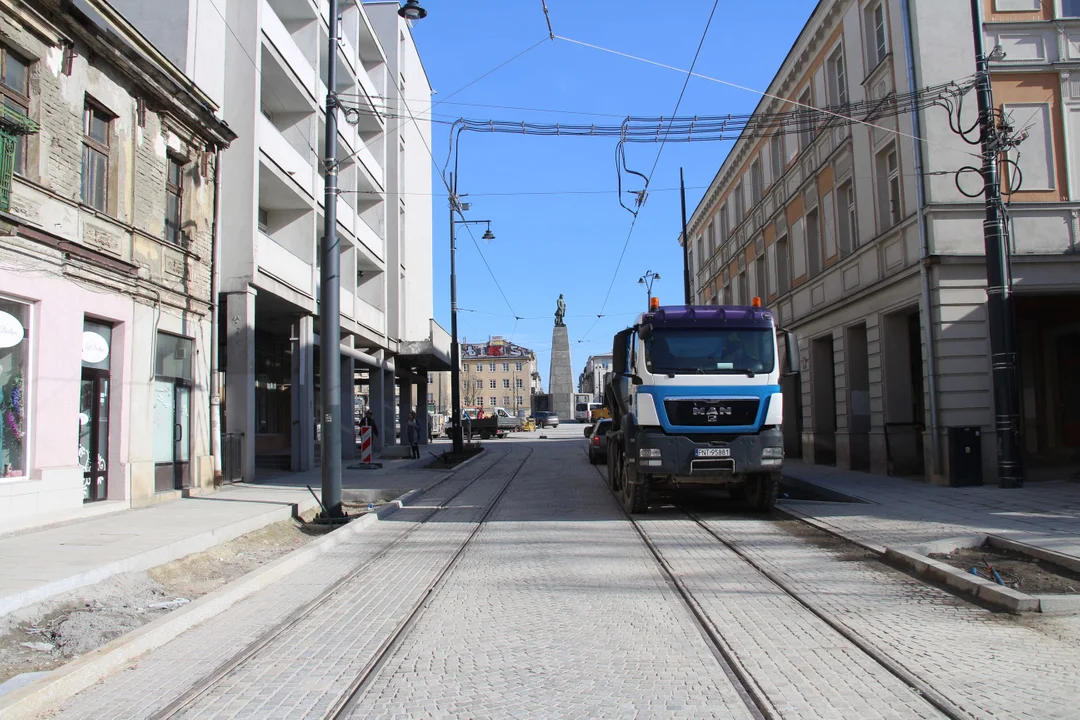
152 445 533 720
586 449 971 720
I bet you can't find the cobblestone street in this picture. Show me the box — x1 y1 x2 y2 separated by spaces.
43 430 1080 719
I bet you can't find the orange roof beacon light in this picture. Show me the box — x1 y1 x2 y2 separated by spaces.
649 296 660 312
751 296 762 308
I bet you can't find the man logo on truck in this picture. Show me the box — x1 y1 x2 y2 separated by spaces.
693 405 732 422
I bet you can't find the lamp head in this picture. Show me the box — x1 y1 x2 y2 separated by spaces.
638 277 645 284
482 228 495 241
398 0 427 20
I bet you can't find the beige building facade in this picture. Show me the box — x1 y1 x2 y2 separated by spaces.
459 337 537 418
682 0 1080 485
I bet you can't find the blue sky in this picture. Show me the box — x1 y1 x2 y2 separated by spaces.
406 0 816 386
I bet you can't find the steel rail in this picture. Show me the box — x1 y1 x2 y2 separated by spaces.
587 451 971 720
324 447 534 719
152 447 519 720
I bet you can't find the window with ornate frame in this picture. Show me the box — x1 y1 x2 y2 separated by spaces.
81 102 112 212
165 156 184 245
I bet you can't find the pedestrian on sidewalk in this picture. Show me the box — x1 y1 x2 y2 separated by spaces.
359 410 379 441
406 411 420 459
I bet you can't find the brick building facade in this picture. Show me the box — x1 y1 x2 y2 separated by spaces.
0 0 233 530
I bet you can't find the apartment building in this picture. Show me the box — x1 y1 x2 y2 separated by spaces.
578 354 613 403
459 337 537 418
117 0 448 474
0 0 235 529
681 0 1080 485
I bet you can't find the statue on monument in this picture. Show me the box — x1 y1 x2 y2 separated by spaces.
554 294 566 327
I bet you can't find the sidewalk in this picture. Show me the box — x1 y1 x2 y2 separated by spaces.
0 444 462 618
780 461 1080 562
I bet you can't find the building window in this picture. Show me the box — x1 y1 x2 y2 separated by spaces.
0 47 30 176
0 296 30 478
515 362 523 371
797 88 814 150
502 362 509 372
750 158 763 207
489 362 495 372
838 181 856 256
503 379 510 388
866 2 888 68
81 103 111 212
770 134 784 184
877 144 901 229
477 397 483 407
696 235 705 266
754 256 766 300
476 363 483 372
827 46 847 107
733 182 744 223
490 396 497 407
489 379 496 389
737 270 748 305
723 283 733 305
516 378 523 388
166 156 184 246
503 396 509 405
775 233 791 295
806 207 822 277
1002 102 1055 191
719 204 729 249
1064 0 1080 16
257 206 269 234
707 220 716 257
517 395 524 406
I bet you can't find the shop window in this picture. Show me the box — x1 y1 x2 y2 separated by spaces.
0 297 29 478
153 332 193 492
80 320 112 502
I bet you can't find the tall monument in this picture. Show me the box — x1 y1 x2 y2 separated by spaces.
548 294 574 423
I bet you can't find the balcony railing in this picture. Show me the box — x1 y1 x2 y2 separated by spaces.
257 231 312 295
261 0 316 95
356 296 385 334
259 115 313 197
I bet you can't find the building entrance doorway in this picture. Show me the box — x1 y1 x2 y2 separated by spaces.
153 333 193 492
80 320 113 502
811 335 836 466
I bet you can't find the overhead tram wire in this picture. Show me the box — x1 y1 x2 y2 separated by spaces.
553 34 982 161
580 0 720 344
391 63 522 322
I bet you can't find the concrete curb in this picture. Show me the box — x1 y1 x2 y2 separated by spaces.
780 474 874 504
884 547 1040 612
775 505 887 555
0 495 321 618
0 496 407 720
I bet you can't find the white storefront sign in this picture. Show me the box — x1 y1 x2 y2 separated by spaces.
0 311 23 349
82 331 110 364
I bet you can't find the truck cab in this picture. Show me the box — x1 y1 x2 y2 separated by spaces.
605 302 799 513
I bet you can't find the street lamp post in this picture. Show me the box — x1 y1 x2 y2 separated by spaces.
638 270 661 310
448 171 495 455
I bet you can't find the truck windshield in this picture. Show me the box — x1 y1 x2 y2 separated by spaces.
644 328 774 375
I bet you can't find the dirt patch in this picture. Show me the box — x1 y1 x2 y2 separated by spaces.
0 510 322 686
929 544 1080 595
423 445 484 470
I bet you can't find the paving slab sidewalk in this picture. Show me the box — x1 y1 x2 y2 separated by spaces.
0 483 323 617
0 444 473 619
779 460 1080 563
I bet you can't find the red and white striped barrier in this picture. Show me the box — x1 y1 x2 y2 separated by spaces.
359 426 373 463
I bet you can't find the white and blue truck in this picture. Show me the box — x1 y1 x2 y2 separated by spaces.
604 301 799 513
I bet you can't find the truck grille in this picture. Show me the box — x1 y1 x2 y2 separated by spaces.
663 399 759 427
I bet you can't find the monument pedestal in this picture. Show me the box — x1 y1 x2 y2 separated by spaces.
549 324 574 423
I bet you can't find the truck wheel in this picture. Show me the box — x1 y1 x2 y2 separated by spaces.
607 450 619 491
480 430 491 440
728 484 746 502
747 473 778 512
621 464 649 514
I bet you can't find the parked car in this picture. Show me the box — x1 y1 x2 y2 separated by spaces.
532 411 560 429
587 418 612 464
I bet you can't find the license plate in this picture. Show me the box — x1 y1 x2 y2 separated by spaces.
695 448 730 458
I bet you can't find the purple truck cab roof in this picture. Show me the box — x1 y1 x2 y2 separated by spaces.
643 305 775 330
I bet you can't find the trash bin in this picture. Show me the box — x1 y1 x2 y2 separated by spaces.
948 427 982 486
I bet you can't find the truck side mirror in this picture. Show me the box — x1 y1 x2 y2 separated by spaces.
781 330 800 376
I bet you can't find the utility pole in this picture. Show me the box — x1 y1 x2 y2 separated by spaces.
970 0 1022 488
319 0 344 517
449 172 464 455
680 167 691 304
